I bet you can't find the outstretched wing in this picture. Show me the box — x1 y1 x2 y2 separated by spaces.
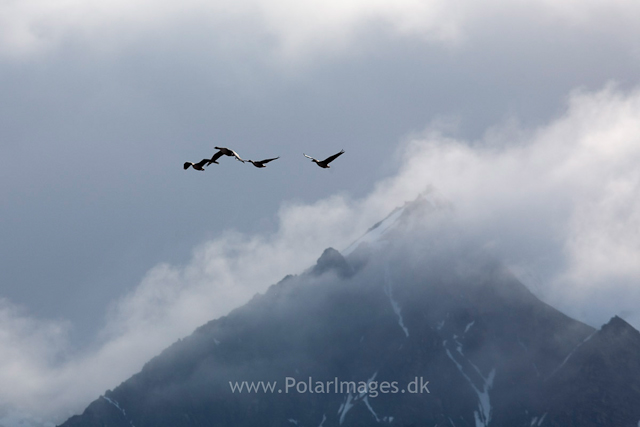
195 158 210 168
259 157 279 164
303 153 317 161
207 151 224 165
231 150 245 163
321 149 345 164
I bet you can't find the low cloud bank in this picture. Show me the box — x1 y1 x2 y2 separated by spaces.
1 84 640 425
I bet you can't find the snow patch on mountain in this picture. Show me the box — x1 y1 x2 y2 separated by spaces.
464 321 475 334
546 332 596 380
363 396 380 422
444 342 495 427
337 372 381 425
338 393 355 425
531 413 547 425
102 396 135 427
384 266 409 338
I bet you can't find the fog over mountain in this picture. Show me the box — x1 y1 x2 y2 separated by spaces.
58 194 640 427
1 0 640 425
2 83 640 426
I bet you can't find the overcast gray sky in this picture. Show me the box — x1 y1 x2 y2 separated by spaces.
1 0 640 424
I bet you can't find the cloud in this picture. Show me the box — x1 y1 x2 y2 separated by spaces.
0 299 70 424
1 83 640 424
2 0 639 60
390 83 640 325
0 193 391 425
0 0 453 59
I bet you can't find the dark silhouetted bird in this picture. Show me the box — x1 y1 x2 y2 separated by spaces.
207 147 245 165
303 150 345 168
183 158 210 171
247 157 280 168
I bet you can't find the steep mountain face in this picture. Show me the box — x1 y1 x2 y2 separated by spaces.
59 195 640 427
542 316 640 426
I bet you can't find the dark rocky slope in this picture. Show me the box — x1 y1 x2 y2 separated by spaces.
59 197 640 427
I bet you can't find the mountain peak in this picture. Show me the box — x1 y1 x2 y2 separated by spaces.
342 188 452 256
310 247 354 278
597 315 640 345
601 315 637 333
58 193 640 427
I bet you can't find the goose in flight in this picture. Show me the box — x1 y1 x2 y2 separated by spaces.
247 157 280 168
303 150 345 168
207 146 245 165
183 158 210 171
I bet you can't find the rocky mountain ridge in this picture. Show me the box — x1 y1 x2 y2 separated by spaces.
59 195 640 427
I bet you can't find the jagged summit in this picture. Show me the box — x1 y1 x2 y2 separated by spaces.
310 247 354 278
600 315 640 336
540 315 640 426
342 188 452 256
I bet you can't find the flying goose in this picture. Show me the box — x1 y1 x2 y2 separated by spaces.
303 150 345 168
247 157 280 168
183 158 210 171
207 146 245 165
